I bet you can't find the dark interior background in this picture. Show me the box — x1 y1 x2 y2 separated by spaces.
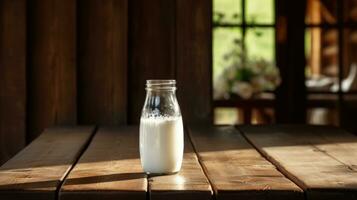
1 0 354 165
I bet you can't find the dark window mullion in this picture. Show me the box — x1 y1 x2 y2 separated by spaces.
337 0 344 125
242 0 247 51
306 23 357 28
213 23 275 28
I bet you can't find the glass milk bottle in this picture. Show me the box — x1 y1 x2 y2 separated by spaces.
140 80 184 174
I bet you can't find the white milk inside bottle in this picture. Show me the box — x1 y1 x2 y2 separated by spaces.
140 116 183 174
139 80 184 174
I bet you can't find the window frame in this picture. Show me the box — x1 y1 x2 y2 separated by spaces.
305 0 357 95
213 0 276 59
212 0 277 124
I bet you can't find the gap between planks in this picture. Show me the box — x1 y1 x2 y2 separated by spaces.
185 127 216 196
187 125 303 200
55 126 98 199
237 125 308 193
239 125 357 200
0 126 96 200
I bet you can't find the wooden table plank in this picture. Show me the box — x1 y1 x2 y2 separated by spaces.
0 126 94 200
59 126 147 200
189 126 303 200
241 125 357 200
149 132 212 200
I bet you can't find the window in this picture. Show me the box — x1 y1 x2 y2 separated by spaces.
305 0 357 129
213 0 276 124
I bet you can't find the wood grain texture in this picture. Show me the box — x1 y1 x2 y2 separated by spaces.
59 127 147 200
0 0 26 165
0 126 94 200
176 0 212 125
241 125 357 200
189 126 303 200
27 0 77 141
128 0 176 124
149 133 212 200
78 0 127 125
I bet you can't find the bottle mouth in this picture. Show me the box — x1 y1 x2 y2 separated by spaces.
146 80 176 91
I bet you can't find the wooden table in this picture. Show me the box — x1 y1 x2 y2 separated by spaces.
0 125 357 200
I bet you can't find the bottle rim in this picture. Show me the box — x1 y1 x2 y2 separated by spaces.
146 79 176 91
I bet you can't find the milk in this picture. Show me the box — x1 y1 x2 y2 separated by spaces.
140 116 184 174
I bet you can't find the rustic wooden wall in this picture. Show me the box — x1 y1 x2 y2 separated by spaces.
0 0 26 164
0 0 212 165
78 0 128 125
27 0 77 142
128 0 212 124
128 0 176 123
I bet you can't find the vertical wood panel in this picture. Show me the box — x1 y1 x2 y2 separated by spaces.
275 0 307 123
0 0 26 164
128 0 176 123
78 0 127 125
176 0 212 124
28 0 77 141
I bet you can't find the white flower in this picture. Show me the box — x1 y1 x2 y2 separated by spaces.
231 81 253 99
214 42 282 99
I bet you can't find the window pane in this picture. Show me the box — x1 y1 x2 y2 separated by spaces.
305 28 340 92
246 0 274 24
213 0 241 24
245 28 275 62
343 29 357 92
213 27 242 81
307 93 339 126
307 107 339 125
214 108 239 124
305 0 337 24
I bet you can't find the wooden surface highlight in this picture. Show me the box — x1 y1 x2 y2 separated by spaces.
241 125 357 200
149 133 212 200
3 125 357 199
0 126 94 200
0 0 26 165
189 126 303 200
59 127 147 200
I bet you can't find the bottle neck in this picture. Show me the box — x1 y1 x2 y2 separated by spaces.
143 89 180 118
146 89 176 95
146 80 176 91
142 79 180 118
